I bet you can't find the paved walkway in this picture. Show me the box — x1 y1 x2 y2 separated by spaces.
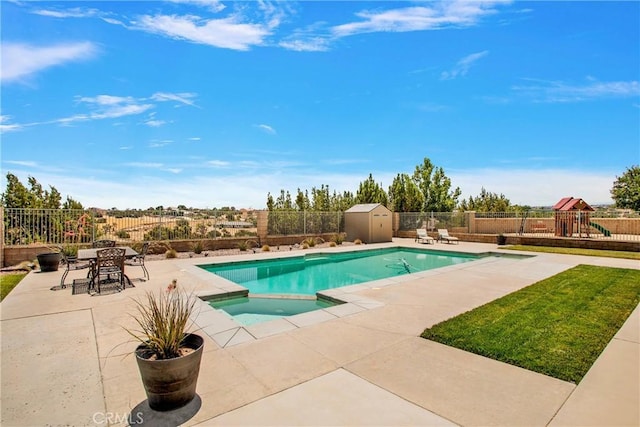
1 240 638 426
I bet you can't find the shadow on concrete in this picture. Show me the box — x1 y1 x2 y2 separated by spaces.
128 395 202 426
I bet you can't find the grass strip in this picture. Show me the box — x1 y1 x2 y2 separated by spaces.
421 265 640 384
1 273 27 301
504 245 640 260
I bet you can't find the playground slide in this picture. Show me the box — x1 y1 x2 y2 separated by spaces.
589 222 611 237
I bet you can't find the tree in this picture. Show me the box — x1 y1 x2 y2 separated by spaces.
355 174 389 206
459 187 511 212
62 196 84 210
388 173 424 212
1 173 31 208
611 165 640 210
0 173 64 208
412 158 460 212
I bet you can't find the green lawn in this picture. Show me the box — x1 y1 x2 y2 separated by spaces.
505 245 640 260
1 273 27 301
421 265 640 384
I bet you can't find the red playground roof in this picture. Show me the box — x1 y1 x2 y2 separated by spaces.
553 197 595 211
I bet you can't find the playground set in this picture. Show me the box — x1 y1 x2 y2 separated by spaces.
553 197 611 238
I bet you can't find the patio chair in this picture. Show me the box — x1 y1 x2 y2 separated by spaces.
437 229 459 244
59 250 91 289
415 229 435 244
92 247 127 293
93 239 116 248
126 242 149 281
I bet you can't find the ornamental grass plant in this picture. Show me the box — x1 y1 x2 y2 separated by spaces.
126 281 198 360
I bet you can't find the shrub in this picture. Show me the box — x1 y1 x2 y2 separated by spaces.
329 241 337 247
61 244 78 257
165 249 177 259
261 245 270 252
237 241 248 251
192 241 204 254
116 230 131 239
331 234 344 245
302 243 309 250
354 239 362 245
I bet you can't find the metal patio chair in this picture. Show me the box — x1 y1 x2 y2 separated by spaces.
126 242 150 281
59 250 91 289
92 239 116 248
92 247 127 294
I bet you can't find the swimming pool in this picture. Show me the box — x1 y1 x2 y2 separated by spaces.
200 247 478 295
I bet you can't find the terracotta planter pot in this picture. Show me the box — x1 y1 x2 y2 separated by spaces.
135 333 204 411
37 252 62 272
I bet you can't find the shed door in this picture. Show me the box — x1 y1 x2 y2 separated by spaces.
371 213 388 242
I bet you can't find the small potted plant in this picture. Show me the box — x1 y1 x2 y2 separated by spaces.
126 280 204 411
496 233 507 245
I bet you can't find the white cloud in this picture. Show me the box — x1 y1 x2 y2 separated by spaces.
66 96 154 122
513 78 640 103
78 95 134 106
167 0 226 13
124 162 164 169
332 1 508 37
4 160 39 167
207 160 231 168
256 124 276 135
32 7 100 19
451 168 615 206
441 50 489 80
151 92 198 107
0 161 615 209
279 37 331 52
145 119 167 127
0 115 23 132
133 14 270 50
1 42 98 83
149 140 172 148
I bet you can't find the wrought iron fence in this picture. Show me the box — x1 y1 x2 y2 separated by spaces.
448 210 639 241
395 212 467 232
3 208 638 245
2 208 259 245
267 211 344 236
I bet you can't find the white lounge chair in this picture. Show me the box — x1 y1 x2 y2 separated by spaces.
415 229 435 244
437 229 459 244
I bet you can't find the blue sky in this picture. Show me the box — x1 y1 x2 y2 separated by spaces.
2 0 639 209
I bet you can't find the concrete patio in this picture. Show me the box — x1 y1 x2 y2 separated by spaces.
1 240 638 426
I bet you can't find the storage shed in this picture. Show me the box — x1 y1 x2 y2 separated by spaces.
344 203 393 243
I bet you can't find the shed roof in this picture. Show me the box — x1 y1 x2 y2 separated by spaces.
345 203 388 213
553 197 595 211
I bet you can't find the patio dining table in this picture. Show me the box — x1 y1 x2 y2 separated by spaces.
77 246 138 293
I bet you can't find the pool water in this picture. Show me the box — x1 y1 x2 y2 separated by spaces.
201 247 477 295
209 297 338 326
